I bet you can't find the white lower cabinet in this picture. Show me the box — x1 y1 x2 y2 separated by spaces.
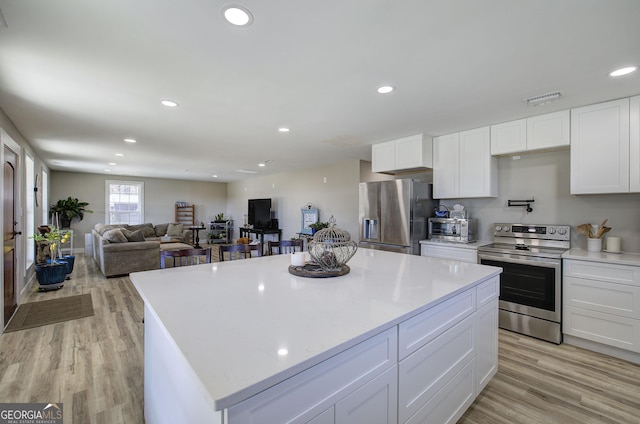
228 278 499 424
420 242 479 263
563 258 640 356
335 365 398 424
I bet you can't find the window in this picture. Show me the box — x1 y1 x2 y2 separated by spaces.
25 155 35 269
105 180 144 225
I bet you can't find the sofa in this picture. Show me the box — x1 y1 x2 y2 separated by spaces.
92 223 193 277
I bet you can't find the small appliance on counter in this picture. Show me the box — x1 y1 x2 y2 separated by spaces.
428 217 477 243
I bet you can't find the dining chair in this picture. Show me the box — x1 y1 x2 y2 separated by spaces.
160 248 212 268
267 239 304 255
218 243 262 261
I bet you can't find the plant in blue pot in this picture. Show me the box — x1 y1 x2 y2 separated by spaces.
32 226 72 291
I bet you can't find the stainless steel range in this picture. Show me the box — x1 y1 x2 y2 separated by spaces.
477 223 570 344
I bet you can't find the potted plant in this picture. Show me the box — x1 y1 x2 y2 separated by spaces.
32 226 73 290
309 221 329 235
50 196 93 229
214 213 226 223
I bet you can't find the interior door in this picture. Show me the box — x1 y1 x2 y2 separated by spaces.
3 146 18 325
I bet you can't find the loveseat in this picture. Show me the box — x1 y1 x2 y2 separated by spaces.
92 223 193 277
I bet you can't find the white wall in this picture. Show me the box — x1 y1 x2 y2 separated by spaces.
51 172 227 248
226 160 361 243
438 149 640 253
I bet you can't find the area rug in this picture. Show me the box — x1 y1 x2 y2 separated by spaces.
4 294 94 333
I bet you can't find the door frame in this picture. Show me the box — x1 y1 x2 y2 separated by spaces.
1 128 23 330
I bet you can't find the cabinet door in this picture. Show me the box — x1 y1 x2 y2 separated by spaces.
630 95 640 192
372 140 396 173
490 119 526 155
335 365 397 424
395 134 433 170
475 299 498 395
459 126 497 198
570 98 630 194
527 110 570 151
433 133 460 199
308 407 334 424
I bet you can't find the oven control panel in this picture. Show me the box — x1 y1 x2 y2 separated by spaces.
493 223 570 241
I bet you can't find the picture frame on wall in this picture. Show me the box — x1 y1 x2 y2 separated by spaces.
300 208 319 235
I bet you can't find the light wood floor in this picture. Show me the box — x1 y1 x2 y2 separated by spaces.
2 254 640 424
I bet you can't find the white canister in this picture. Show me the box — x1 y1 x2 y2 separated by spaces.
587 238 602 252
291 252 306 266
606 236 621 252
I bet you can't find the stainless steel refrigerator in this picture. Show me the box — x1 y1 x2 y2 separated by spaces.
358 179 435 255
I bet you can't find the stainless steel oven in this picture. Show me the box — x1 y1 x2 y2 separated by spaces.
478 223 570 344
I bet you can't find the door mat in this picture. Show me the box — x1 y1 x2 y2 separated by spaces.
4 294 94 333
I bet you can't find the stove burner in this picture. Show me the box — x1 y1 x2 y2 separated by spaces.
515 245 530 251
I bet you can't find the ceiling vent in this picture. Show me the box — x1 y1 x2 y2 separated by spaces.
524 91 562 107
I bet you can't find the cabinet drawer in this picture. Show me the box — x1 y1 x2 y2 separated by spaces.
564 276 640 319
398 315 475 423
421 244 477 263
228 327 397 424
564 305 640 353
564 260 639 285
398 288 475 360
404 358 475 424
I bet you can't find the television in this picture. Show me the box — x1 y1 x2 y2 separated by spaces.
248 198 272 229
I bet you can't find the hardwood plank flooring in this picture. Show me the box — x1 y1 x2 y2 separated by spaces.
2 254 640 423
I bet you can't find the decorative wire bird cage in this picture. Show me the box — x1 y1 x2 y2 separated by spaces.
307 216 357 273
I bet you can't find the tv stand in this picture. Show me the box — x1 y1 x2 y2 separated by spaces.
239 227 282 249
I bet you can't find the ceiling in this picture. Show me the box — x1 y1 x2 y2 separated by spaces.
0 0 638 182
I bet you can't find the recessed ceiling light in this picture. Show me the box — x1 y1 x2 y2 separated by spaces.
212 174 219 178
609 66 637 77
104 169 112 172
222 6 253 26
124 138 137 143
108 162 117 166
376 85 395 94
161 99 179 107
278 127 290 132
258 163 266 167
115 153 125 157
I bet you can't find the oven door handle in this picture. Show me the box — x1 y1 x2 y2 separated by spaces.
478 253 560 268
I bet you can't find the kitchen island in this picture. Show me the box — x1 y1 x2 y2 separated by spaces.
131 248 501 424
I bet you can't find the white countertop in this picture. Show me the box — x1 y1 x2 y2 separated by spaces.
419 239 492 250
563 248 640 266
131 248 501 411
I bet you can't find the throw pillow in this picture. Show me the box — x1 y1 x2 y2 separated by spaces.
122 229 145 242
98 224 129 236
167 223 184 237
155 223 169 236
128 223 156 238
103 228 128 243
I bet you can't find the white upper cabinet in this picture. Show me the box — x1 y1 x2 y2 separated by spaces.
490 119 526 155
570 98 630 194
527 110 570 151
630 95 640 193
490 110 570 156
371 134 433 174
434 126 498 199
433 133 459 199
371 140 396 173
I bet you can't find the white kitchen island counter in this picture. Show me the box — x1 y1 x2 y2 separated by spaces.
131 248 501 424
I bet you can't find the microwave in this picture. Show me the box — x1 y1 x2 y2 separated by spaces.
428 218 478 243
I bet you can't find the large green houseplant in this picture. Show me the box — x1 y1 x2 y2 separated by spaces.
50 196 93 228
